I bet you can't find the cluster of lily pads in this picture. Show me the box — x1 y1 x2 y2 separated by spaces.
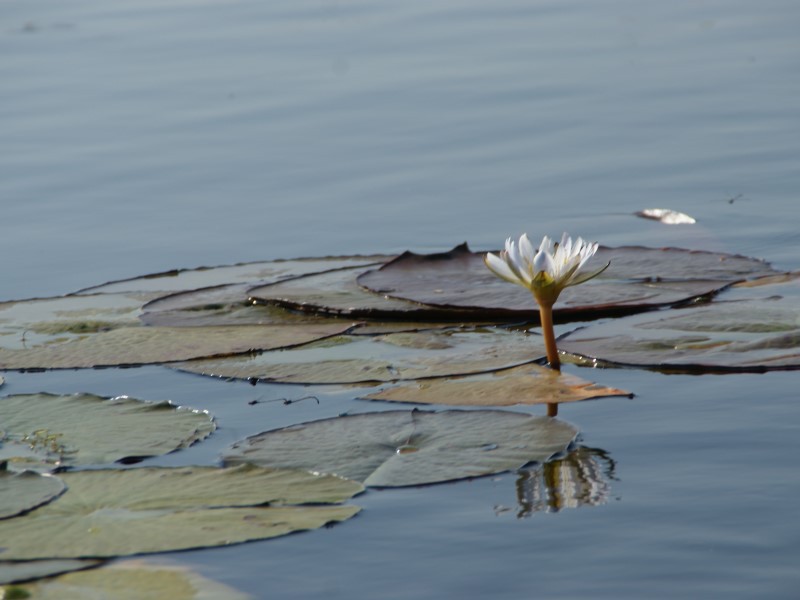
1 242 797 595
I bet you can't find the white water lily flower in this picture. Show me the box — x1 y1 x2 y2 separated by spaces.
484 232 608 308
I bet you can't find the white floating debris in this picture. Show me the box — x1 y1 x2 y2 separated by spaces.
635 208 696 224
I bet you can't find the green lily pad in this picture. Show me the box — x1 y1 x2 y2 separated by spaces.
223 409 579 487
559 278 800 371
0 470 65 519
76 256 391 294
0 322 355 370
0 293 160 351
248 265 481 322
13 560 252 599
139 283 360 329
363 363 632 406
355 244 777 321
0 393 215 470
0 559 104 586
0 465 362 560
173 328 546 384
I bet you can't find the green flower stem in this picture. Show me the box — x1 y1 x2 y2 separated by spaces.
538 302 560 417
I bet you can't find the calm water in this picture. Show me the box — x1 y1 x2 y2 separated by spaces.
2 0 799 598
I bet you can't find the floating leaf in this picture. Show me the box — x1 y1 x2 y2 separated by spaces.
634 208 697 224
0 465 362 560
223 409 579 487
559 278 800 371
355 244 776 321
139 284 344 327
0 293 159 350
0 322 354 370
174 328 545 384
0 470 65 519
76 256 391 294
14 561 252 599
249 265 480 322
0 393 215 470
0 559 103 586
363 363 632 406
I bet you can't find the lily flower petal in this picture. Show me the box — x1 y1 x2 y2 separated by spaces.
484 232 605 308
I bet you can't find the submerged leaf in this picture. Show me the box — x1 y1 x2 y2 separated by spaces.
0 465 362 560
363 363 631 406
173 328 546 384
0 393 215 470
223 409 579 487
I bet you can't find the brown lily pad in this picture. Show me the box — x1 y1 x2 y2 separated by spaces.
173 327 546 384
248 264 482 322
559 277 800 372
363 363 632 406
355 244 777 322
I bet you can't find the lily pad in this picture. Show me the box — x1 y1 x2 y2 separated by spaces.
13 561 252 599
355 244 776 320
0 322 355 370
139 284 337 327
249 265 481 321
0 393 215 470
559 278 800 371
75 256 391 294
173 328 546 384
0 465 362 560
0 559 104 586
223 409 579 487
0 293 160 351
0 470 65 519
363 363 632 406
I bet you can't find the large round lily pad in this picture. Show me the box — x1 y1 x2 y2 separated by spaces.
0 393 215 471
0 470 65 519
0 322 355 370
223 409 579 487
75 256 391 294
14 561 251 599
355 244 777 320
249 265 482 321
173 328 546 384
363 363 632 406
559 278 800 371
0 465 362 560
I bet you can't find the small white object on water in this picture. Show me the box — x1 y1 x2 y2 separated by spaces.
635 208 696 224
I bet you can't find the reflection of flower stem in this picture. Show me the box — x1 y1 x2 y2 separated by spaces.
538 302 560 417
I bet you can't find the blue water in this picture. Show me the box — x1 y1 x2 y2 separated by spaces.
2 0 799 597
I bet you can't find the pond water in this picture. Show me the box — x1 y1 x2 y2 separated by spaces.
2 0 799 598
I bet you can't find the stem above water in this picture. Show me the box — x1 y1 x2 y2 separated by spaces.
538 302 560 417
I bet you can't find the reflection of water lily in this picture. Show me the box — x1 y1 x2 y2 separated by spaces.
485 233 608 415
512 446 615 517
